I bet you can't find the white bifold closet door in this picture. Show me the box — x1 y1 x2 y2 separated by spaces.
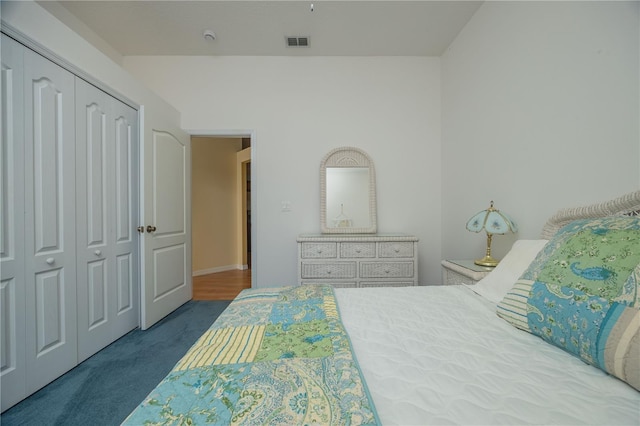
75 79 139 363
1 34 140 411
23 43 78 395
1 33 27 412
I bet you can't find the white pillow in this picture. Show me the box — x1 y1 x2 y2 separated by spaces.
468 239 548 304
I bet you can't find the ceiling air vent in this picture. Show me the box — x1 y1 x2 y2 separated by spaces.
286 36 310 47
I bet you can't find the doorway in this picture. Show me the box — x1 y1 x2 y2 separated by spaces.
190 135 252 299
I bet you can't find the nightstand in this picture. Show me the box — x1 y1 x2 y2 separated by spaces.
441 260 494 286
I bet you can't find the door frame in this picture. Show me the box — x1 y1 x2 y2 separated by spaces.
236 149 251 270
187 129 257 288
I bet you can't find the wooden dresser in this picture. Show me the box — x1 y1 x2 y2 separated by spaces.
297 234 419 288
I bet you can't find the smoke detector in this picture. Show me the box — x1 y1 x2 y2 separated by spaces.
285 36 309 47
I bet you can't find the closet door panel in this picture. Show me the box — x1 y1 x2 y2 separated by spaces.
23 48 77 394
116 254 133 312
76 79 113 362
86 103 108 246
34 269 66 351
76 79 138 361
83 98 110 332
112 102 138 338
0 34 26 412
87 260 107 328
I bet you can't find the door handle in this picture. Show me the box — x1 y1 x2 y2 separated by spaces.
146 225 157 233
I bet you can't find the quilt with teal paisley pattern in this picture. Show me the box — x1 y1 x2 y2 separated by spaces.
123 285 380 425
497 216 640 391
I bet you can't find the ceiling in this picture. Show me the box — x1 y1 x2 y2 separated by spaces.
43 1 483 57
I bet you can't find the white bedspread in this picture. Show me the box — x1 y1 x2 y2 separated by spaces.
335 286 640 425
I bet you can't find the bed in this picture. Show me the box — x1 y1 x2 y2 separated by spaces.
124 191 640 425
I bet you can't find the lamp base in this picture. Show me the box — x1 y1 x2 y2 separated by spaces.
474 256 499 267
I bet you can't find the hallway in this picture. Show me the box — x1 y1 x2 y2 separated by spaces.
192 269 251 301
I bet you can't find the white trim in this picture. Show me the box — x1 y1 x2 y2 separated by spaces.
192 264 247 277
138 105 146 327
187 129 252 138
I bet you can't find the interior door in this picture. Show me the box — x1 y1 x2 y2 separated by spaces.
140 112 191 329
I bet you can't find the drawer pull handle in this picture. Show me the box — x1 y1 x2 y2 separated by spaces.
326 269 332 274
394 247 400 253
94 250 102 256
46 257 55 265
317 249 323 253
384 268 391 274
356 249 361 253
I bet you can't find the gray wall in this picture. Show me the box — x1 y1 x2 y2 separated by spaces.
123 56 443 286
441 1 639 262
22 0 635 287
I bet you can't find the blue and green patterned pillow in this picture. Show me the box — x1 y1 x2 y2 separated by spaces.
497 216 640 391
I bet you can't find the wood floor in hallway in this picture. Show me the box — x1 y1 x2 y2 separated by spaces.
192 269 251 300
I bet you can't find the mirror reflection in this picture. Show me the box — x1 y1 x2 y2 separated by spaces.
326 168 370 228
320 147 377 234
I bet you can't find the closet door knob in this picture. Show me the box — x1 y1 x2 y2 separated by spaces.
146 225 157 233
94 250 102 256
46 257 55 265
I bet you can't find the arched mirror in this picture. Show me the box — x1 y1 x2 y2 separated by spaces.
320 147 377 233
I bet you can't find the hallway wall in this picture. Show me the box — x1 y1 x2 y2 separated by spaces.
192 137 243 274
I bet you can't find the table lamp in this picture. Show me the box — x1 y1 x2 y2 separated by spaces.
466 200 517 267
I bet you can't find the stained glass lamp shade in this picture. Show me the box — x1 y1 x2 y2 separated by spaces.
466 201 518 267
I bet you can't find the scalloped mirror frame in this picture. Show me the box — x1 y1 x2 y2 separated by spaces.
320 146 377 234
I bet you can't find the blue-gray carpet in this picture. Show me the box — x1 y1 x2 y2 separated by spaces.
1 300 231 426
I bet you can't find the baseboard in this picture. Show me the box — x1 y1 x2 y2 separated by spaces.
192 264 247 277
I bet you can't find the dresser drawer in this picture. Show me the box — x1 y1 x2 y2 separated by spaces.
300 242 337 259
379 242 414 258
302 281 357 288
297 234 419 288
360 281 416 288
301 262 357 279
360 261 414 278
340 242 375 258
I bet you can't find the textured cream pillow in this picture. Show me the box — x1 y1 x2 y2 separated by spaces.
468 240 548 304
